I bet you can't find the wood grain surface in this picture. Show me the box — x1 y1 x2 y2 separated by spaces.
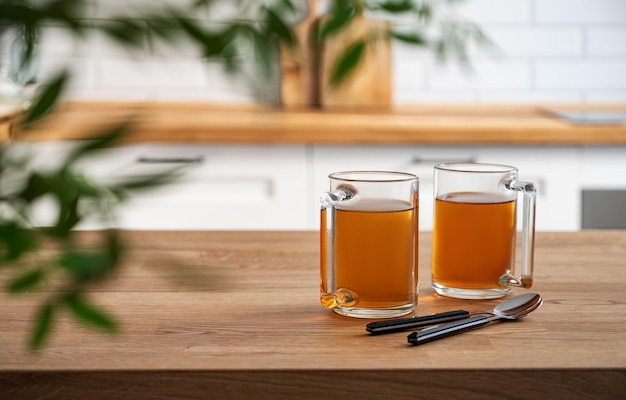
7 101 626 145
1 230 625 399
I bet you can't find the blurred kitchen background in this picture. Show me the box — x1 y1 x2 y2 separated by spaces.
2 0 626 232
28 0 626 104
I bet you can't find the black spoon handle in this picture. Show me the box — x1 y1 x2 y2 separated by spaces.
366 310 470 335
407 315 491 345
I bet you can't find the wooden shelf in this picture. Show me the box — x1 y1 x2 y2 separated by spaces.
6 101 626 145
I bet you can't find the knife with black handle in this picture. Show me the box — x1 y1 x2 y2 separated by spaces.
366 310 470 335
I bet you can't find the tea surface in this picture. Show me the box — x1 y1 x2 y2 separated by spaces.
432 192 515 290
321 199 418 309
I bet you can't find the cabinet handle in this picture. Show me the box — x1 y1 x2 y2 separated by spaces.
411 156 476 165
137 156 204 164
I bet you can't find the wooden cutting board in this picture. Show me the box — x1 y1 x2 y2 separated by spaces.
279 0 319 108
318 13 392 109
279 3 392 109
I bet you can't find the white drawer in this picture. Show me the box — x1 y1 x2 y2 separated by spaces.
21 142 309 230
114 144 309 230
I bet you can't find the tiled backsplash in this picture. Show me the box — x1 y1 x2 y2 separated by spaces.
31 0 626 104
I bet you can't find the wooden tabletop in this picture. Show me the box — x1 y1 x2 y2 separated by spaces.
5 101 626 145
1 230 626 399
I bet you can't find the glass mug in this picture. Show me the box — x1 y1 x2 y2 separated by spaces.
320 171 419 318
431 163 536 299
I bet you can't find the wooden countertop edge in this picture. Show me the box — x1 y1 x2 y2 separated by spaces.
4 101 626 145
0 369 624 400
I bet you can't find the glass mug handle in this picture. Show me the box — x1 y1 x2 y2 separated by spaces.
502 180 537 288
320 187 357 309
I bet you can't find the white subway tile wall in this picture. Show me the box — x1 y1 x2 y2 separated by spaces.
34 0 626 104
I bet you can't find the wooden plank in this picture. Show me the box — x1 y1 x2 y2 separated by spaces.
0 230 625 394
6 101 626 145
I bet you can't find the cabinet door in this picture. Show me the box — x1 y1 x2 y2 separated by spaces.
581 147 626 189
474 147 580 231
115 144 309 230
580 147 626 229
312 145 580 231
20 142 309 230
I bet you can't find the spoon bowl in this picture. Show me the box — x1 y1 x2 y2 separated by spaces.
492 292 543 320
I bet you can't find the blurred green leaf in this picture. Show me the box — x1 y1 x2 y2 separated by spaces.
62 122 132 169
416 3 433 21
377 0 415 13
177 17 209 45
193 0 212 7
41 0 90 33
15 173 51 203
104 230 123 266
21 69 69 126
176 17 239 60
214 25 240 59
100 18 146 49
58 247 117 283
264 7 296 47
330 40 366 86
110 168 182 194
249 28 275 78
278 0 298 14
7 268 42 293
0 4 45 26
319 7 356 41
146 16 182 45
333 0 358 11
70 173 107 199
50 192 81 236
0 222 38 261
392 31 427 45
29 303 54 351
64 293 118 332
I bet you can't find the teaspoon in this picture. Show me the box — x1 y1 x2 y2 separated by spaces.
366 292 541 335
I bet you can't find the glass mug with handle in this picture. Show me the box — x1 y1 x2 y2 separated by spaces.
320 171 419 318
431 163 536 299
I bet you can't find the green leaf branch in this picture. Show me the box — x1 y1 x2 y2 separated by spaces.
1 0 488 351
318 0 492 85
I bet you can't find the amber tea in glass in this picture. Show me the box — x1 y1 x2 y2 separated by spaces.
431 163 536 299
320 171 419 318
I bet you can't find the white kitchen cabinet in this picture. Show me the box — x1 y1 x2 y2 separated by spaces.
311 145 580 231
581 147 626 189
15 141 583 231
579 146 626 229
112 144 310 230
18 142 309 230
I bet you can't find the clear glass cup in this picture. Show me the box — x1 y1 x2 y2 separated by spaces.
320 171 419 318
431 163 536 299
